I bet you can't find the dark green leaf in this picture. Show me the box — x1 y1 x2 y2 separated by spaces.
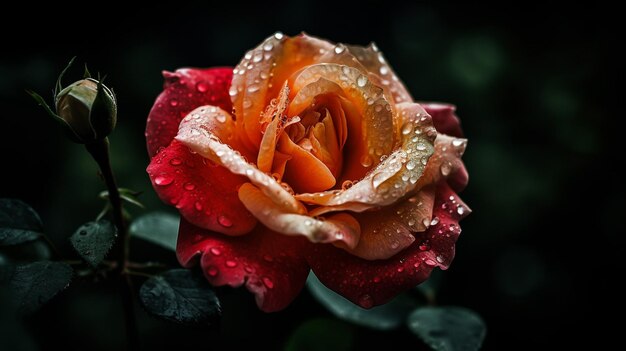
130 212 179 251
8 261 73 314
284 318 354 351
307 273 418 330
140 269 221 325
408 306 486 351
70 220 117 267
0 199 43 246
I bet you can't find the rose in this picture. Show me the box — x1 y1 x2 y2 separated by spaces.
146 33 470 312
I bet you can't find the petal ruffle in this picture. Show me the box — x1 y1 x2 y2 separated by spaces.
422 103 464 138
306 181 469 308
177 219 310 312
146 68 233 157
175 106 305 214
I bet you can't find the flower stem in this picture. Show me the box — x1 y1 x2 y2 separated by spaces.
85 138 139 351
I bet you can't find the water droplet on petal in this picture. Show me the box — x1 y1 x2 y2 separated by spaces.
358 294 374 308
218 215 233 227
262 277 274 289
424 259 437 266
194 201 203 211
371 172 386 188
183 182 196 191
196 82 209 93
216 113 226 123
452 139 464 147
247 84 260 93
154 175 173 186
169 99 179 107
430 217 440 226
210 247 221 256
263 42 274 51
207 266 218 276
360 155 373 167
397 267 405 273
419 242 431 251
440 162 452 176
457 206 465 215
436 255 444 263
274 32 284 40
357 75 367 87
406 160 416 170
169 158 182 166
341 180 354 190
334 44 345 54
379 66 389 75
401 122 413 135
244 265 254 273
225 260 237 268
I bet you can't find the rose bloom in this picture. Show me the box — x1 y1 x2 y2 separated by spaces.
146 33 469 312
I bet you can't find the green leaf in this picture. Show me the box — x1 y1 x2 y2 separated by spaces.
284 318 354 351
408 307 486 351
306 272 418 330
139 269 221 325
0 199 43 246
70 220 117 267
7 261 73 314
130 212 179 251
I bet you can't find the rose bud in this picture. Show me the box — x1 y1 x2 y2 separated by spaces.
55 78 117 143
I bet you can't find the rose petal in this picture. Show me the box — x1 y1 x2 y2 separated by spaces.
230 33 334 151
278 132 337 193
416 133 468 191
296 102 436 209
289 63 395 165
147 105 256 235
146 67 233 157
238 183 360 248
346 44 413 105
306 182 469 308
422 103 464 138
175 106 305 214
176 218 310 312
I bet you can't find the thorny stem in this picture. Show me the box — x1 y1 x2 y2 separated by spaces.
85 138 139 351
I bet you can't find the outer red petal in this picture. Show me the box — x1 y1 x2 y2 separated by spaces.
422 103 464 138
177 219 311 312
306 182 468 308
145 67 233 157
147 140 257 235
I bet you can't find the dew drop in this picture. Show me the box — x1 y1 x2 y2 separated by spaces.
401 122 413 135
274 32 284 40
430 217 440 226
207 266 218 276
452 139 464 147
169 99 179 107
244 265 254 273
194 201 203 211
334 45 345 54
262 277 274 289
196 82 209 93
357 75 368 87
371 172 386 188
229 86 238 97
397 267 405 273
408 219 416 226
379 66 389 75
210 247 222 256
360 155 373 167
216 113 227 123
416 143 427 151
457 206 465 215
154 175 173 186
358 294 374 308
419 242 431 251
424 259 437 266
247 84 260 93
436 255 444 263
218 215 233 227
225 260 237 268
169 158 182 166
263 42 274 51
183 182 196 191
440 162 452 176
341 180 354 190
406 160 416 170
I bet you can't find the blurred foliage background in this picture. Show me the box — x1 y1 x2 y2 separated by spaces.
0 1 617 350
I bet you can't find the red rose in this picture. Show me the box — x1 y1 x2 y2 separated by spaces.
146 33 469 312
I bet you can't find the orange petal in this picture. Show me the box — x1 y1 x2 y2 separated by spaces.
238 183 360 248
175 106 305 214
289 63 395 165
257 83 292 173
296 102 436 208
277 132 336 193
417 134 468 189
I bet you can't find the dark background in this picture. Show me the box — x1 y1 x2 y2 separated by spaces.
0 1 618 350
